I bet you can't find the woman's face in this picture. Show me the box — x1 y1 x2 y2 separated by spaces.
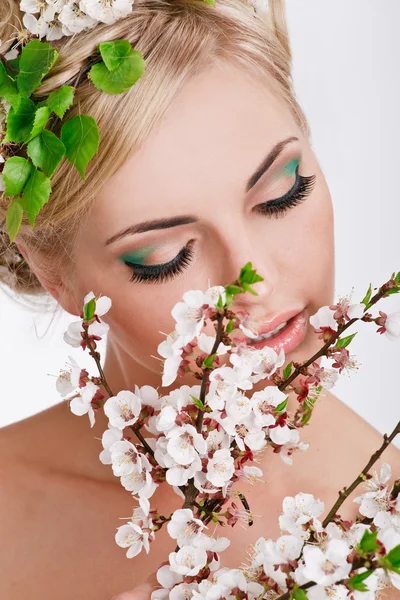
68 61 335 385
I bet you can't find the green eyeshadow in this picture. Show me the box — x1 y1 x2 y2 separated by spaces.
118 246 155 265
282 158 300 178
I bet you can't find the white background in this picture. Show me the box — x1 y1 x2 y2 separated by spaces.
0 0 399 446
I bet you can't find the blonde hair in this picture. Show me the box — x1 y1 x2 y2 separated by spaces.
0 0 310 295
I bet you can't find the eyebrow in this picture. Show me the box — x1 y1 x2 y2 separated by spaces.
104 136 299 246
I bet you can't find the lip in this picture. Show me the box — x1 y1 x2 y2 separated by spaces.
237 308 308 355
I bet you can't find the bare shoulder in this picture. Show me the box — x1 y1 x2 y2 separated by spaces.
310 392 400 468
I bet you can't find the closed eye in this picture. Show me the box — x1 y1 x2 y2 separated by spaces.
123 239 195 284
253 165 316 218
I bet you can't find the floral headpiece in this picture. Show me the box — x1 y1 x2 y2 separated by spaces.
0 0 268 244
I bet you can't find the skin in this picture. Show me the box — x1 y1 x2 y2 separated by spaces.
0 62 398 599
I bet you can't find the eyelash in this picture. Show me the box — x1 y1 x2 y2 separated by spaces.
124 167 316 284
125 239 195 284
253 166 316 218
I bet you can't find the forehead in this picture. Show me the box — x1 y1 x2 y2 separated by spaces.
89 62 300 229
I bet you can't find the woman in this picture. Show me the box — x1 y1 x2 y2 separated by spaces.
0 0 398 598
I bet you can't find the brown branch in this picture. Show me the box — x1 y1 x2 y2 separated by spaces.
82 325 156 459
130 426 155 458
182 313 226 518
82 324 114 398
322 420 400 527
195 313 225 432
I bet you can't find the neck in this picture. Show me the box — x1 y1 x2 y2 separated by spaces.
102 334 164 394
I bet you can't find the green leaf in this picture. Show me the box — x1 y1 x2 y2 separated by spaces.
226 320 234 333
98 40 133 71
27 130 66 177
2 97 36 143
238 262 264 285
4 55 20 74
242 282 258 295
0 62 20 107
361 283 372 308
225 284 242 296
216 293 224 310
2 156 34 197
275 397 288 414
291 589 309 600
190 395 205 410
84 297 96 321
335 332 357 349
46 85 75 119
384 288 400 297
225 292 234 308
203 0 216 5
26 105 51 142
386 544 400 568
202 353 216 369
60 114 100 180
16 39 58 98
88 47 145 94
20 168 52 227
283 361 293 379
5 197 23 243
348 570 374 592
358 530 380 554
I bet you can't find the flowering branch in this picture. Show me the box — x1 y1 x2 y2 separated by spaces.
322 420 400 528
57 265 400 598
278 272 400 393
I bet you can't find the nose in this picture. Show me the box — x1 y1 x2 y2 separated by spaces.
217 235 279 316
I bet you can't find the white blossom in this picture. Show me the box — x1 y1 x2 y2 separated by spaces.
206 370 238 411
115 521 153 558
103 389 142 429
120 470 157 515
166 424 207 466
385 311 400 341
239 465 263 485
166 454 202 487
247 346 286 383
79 0 134 25
169 583 199 600
63 292 111 347
158 331 186 387
206 448 235 488
58 0 98 33
167 509 205 547
251 386 287 427
216 413 265 452
248 0 269 21
295 539 351 587
310 306 337 330
225 391 252 422
205 429 231 454
109 439 145 477
171 290 211 339
56 355 81 397
169 545 207 576
254 535 303 587
353 463 399 530
99 423 123 464
268 421 293 446
197 332 230 356
156 564 183 591
69 380 99 427
279 493 324 540
279 429 309 465
134 384 161 410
